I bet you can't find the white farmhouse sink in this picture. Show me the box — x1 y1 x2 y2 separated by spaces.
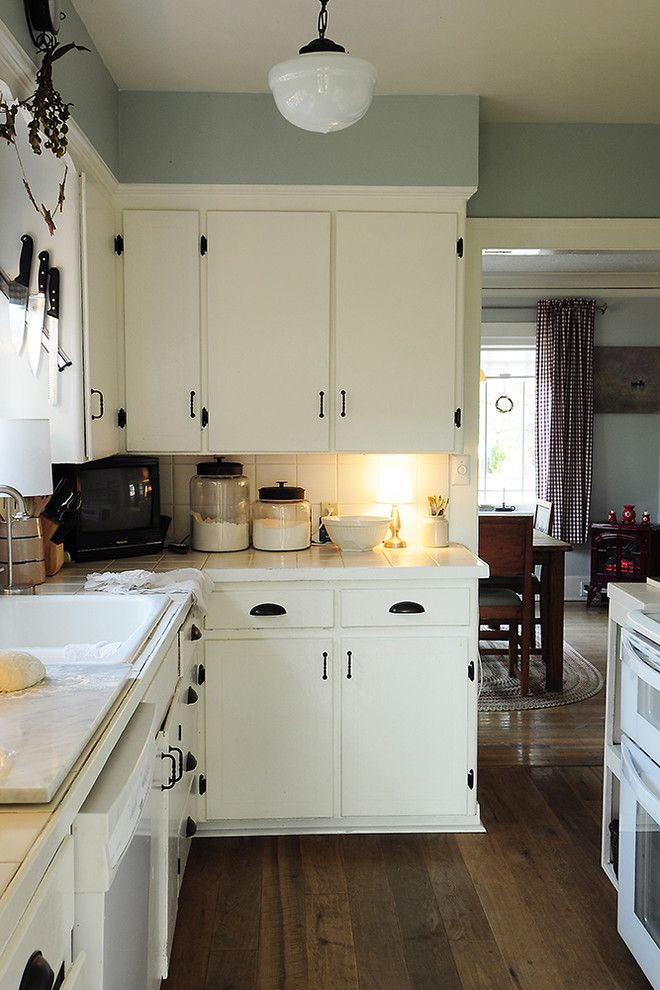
0 593 170 665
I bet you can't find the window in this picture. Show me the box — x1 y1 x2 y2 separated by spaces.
478 346 536 509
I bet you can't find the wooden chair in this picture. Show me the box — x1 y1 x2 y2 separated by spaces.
478 515 534 695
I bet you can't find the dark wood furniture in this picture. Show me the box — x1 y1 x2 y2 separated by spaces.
586 523 660 605
479 515 534 695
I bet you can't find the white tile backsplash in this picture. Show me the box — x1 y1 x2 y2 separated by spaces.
159 452 450 546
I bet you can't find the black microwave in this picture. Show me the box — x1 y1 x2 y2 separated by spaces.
53 456 164 561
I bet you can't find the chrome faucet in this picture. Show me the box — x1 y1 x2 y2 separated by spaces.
0 485 30 595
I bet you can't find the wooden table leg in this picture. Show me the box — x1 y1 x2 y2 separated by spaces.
541 552 565 691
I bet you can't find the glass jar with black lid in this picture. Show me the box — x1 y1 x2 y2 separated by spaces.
190 457 250 552
252 482 311 551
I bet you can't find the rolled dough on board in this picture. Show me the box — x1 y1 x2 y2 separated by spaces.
0 651 46 692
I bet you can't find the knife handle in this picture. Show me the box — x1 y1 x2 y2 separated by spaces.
47 268 60 318
17 234 33 287
37 251 49 294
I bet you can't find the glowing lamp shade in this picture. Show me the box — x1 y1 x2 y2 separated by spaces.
269 53 376 134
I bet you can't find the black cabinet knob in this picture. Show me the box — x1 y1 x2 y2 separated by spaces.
185 816 197 838
19 951 55 990
249 603 287 616
198 773 207 795
197 663 206 685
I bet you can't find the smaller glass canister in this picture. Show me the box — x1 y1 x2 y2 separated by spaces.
252 482 311 551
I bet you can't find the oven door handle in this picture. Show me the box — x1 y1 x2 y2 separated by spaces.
621 636 660 693
621 737 660 823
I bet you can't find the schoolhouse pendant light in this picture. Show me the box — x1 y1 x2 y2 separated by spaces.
268 0 376 134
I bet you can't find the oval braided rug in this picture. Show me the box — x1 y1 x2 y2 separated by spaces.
478 641 604 711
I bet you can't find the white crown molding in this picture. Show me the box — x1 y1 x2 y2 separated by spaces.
0 15 118 196
117 183 477 213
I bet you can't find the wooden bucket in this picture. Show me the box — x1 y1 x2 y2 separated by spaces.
0 517 47 588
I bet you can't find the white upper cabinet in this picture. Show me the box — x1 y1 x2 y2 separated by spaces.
123 211 202 452
335 212 458 452
206 211 331 452
80 173 119 461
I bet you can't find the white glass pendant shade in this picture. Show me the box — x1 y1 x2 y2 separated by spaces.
269 52 376 133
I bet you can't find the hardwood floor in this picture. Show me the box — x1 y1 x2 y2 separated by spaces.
164 602 651 989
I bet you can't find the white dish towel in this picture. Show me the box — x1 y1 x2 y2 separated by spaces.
84 568 214 614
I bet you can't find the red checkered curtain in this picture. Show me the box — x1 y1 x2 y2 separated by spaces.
536 298 596 544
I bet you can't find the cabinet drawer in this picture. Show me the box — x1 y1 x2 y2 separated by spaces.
340 587 470 627
207 589 334 630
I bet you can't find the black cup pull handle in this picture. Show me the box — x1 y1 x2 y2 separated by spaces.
185 816 198 838
191 623 203 641
199 773 207 795
249 603 287 616
197 663 206 685
186 686 199 705
340 389 347 417
19 951 55 990
319 390 325 418
190 390 196 418
185 751 198 772
389 601 426 614
90 388 104 420
160 751 177 790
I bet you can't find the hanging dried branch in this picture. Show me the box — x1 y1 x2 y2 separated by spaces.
0 33 88 234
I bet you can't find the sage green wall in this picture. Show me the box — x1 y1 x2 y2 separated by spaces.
471 123 660 218
118 92 479 186
0 0 119 174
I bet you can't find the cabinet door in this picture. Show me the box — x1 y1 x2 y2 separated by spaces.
340 637 469 817
81 173 119 460
123 211 201 451
335 212 457 452
206 211 330 451
206 639 333 819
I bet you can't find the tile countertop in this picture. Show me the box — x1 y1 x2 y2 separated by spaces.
40 542 488 589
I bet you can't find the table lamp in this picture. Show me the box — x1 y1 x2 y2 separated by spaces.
0 419 53 593
376 464 414 549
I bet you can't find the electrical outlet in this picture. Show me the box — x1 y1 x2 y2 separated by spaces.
450 454 471 487
321 501 338 518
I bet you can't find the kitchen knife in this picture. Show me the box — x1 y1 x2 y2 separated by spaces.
8 234 33 353
26 250 49 376
46 267 60 406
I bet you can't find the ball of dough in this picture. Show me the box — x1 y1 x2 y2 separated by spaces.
0 651 46 692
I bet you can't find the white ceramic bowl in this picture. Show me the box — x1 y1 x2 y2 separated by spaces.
321 515 391 552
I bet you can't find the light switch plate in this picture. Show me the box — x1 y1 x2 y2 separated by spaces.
450 454 471 487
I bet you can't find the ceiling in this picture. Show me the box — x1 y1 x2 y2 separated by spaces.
71 0 660 123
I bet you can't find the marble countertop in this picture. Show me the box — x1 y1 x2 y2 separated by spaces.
40 542 488 589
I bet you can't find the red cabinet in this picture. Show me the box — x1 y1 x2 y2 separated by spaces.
587 523 660 604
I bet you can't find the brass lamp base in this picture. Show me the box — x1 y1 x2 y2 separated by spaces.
383 504 406 549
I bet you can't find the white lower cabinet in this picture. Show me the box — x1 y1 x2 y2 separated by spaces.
340 637 469 817
204 581 479 831
205 639 334 820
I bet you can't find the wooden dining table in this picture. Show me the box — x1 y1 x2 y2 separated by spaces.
479 513 572 690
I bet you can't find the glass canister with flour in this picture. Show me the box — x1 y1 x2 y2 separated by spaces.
252 482 311 551
190 458 250 552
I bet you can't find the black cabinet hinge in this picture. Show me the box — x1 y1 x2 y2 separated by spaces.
467 769 474 789
456 237 464 258
117 408 127 429
200 235 208 256
114 234 124 256
468 660 475 681
454 407 462 428
177 856 181 876
201 407 209 428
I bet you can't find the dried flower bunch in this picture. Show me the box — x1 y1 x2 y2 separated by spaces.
0 31 87 233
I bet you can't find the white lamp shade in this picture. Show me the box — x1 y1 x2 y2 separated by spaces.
269 53 376 133
0 419 53 496
376 464 414 506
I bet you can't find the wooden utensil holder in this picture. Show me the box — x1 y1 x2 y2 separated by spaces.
0 517 47 588
40 517 65 576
